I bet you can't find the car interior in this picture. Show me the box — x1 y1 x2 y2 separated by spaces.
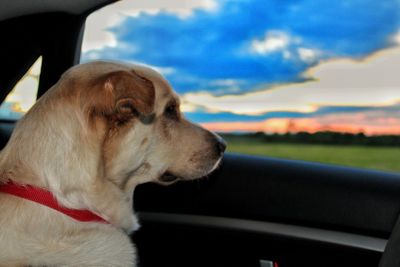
1 1 400 266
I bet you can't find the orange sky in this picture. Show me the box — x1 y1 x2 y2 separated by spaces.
202 113 400 136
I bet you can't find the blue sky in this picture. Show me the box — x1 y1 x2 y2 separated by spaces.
82 0 400 134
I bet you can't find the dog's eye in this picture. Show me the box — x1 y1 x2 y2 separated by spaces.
164 103 178 120
118 102 138 116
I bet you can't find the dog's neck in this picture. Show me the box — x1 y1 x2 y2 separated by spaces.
0 97 138 232
0 180 110 224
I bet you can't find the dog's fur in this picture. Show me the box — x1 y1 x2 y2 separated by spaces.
0 61 225 266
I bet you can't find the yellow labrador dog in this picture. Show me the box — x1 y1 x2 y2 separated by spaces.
0 61 226 266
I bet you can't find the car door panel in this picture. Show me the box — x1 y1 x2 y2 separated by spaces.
133 153 400 267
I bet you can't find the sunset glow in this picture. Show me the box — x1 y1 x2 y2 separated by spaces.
202 117 400 136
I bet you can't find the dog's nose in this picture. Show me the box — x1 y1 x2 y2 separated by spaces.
216 136 227 153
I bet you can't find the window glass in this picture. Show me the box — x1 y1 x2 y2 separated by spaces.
81 1 400 172
0 57 41 120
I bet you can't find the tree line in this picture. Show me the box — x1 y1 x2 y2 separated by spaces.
220 131 400 147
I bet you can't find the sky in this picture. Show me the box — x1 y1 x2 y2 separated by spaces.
80 0 400 135
0 57 41 120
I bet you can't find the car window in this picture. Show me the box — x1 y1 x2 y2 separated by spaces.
0 57 41 120
81 0 400 173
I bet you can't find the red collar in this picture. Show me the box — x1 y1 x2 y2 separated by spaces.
0 180 109 224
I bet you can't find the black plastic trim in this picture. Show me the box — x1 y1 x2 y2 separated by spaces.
139 212 387 252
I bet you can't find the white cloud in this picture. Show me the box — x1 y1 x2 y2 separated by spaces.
209 79 241 87
251 31 291 54
392 29 400 45
250 31 320 63
149 66 176 76
82 0 218 52
182 45 400 115
283 50 292 59
180 101 199 113
297 47 318 63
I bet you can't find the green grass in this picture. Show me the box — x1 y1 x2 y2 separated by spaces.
225 138 400 173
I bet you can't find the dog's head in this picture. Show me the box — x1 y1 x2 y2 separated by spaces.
58 61 225 191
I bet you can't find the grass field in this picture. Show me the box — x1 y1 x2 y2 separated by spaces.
223 137 400 173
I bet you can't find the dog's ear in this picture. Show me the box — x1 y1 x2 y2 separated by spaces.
89 70 155 124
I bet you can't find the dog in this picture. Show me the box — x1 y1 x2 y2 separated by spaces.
0 61 226 266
